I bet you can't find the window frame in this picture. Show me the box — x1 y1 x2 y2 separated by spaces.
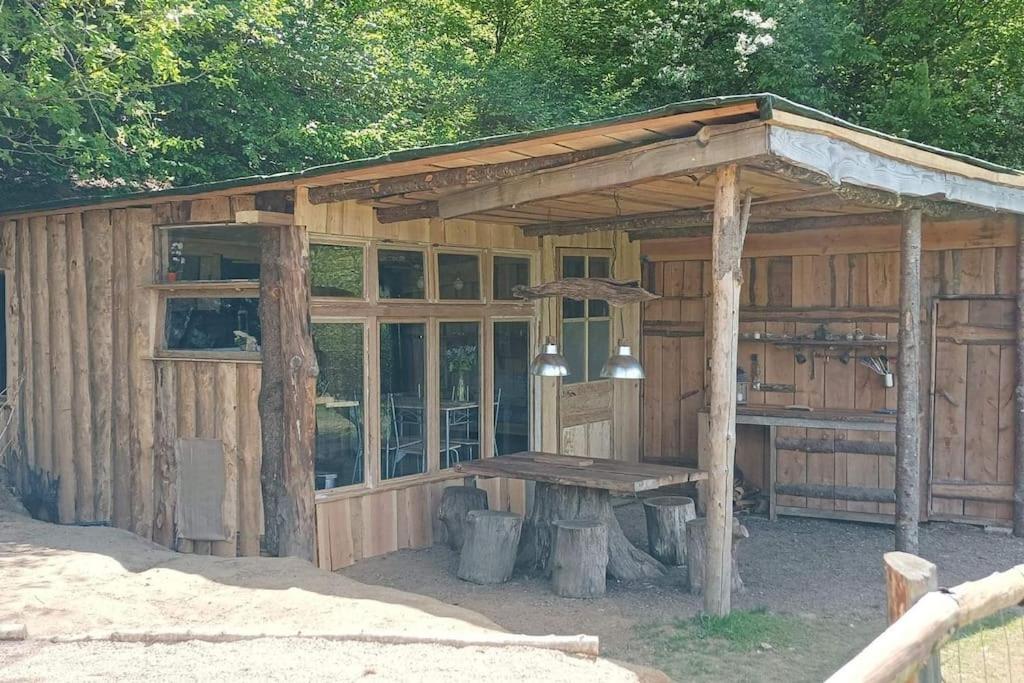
559 248 613 385
434 248 484 303
490 316 535 457
157 223 262 286
309 237 368 302
311 317 372 491
377 316 433 482
154 289 262 362
375 244 430 303
490 249 536 302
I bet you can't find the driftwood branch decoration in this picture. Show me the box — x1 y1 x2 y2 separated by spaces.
512 278 660 306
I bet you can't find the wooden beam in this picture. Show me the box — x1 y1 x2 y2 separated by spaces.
375 202 441 224
704 164 746 617
896 208 922 554
432 122 769 221
310 145 632 204
629 211 900 241
1016 215 1024 537
258 224 318 561
883 552 940 683
774 483 895 503
234 210 294 226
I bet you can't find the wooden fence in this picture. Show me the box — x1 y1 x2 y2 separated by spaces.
828 552 1024 682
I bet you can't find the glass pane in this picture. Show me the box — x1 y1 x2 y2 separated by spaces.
493 321 530 456
588 256 611 317
561 255 586 318
562 320 586 384
311 244 363 298
378 249 425 299
380 322 426 479
164 297 260 352
492 256 530 300
439 322 481 468
313 323 365 488
164 226 260 282
437 253 481 300
587 319 611 381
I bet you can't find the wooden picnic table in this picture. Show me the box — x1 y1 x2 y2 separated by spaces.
456 452 707 581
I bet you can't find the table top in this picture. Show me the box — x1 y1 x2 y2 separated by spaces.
455 451 707 493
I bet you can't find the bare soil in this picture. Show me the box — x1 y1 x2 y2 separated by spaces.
341 499 1024 681
0 499 641 682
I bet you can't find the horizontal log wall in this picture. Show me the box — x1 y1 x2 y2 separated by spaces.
5 195 265 555
642 217 1017 524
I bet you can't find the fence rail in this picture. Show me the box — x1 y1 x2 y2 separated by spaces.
828 553 1024 683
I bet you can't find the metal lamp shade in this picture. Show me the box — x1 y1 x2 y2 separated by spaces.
600 342 645 380
530 337 570 377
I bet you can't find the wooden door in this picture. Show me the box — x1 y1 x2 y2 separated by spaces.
929 298 1016 523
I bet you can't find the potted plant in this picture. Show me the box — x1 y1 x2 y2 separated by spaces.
446 345 477 402
167 240 184 282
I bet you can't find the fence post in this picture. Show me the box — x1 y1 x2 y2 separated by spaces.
884 552 940 683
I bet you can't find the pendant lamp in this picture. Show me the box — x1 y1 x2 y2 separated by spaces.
530 336 570 377
600 339 645 379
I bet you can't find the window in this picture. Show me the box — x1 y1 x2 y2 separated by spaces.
493 256 530 300
163 297 260 353
380 322 426 479
561 252 611 384
378 249 425 299
493 321 530 456
437 253 481 300
163 226 260 282
439 322 480 467
313 322 365 489
311 244 364 298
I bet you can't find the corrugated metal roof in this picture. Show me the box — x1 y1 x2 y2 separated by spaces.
4 93 1021 215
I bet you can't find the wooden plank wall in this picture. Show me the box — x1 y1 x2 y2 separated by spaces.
641 217 1017 524
6 195 266 554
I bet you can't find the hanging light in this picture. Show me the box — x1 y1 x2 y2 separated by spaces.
600 339 645 380
530 336 570 377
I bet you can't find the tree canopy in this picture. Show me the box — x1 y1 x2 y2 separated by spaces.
3 0 1024 208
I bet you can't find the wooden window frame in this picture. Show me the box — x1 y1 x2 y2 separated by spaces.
434 248 485 304
311 316 372 493
490 249 537 303
375 243 430 304
155 223 262 286
308 236 369 303
490 316 535 458
153 288 261 362
559 248 613 385
436 317 486 471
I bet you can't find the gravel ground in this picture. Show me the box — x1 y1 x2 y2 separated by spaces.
342 501 1024 671
0 639 639 682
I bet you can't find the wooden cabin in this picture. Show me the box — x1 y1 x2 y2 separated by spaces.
2 94 1023 612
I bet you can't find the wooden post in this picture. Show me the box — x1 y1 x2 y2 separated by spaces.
704 164 745 617
1015 216 1024 537
896 209 922 553
258 224 318 561
883 552 939 683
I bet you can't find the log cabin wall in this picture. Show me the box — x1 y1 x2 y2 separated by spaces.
3 195 265 556
641 215 1020 526
297 189 643 569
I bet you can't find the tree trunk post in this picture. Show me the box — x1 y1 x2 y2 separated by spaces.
705 164 745 617
1015 216 1024 537
258 224 318 561
550 520 608 598
643 495 696 566
896 208 922 553
438 485 489 551
687 517 748 596
883 551 940 683
457 510 523 584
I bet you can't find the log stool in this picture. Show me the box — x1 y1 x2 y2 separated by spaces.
457 510 524 584
550 519 608 599
438 486 489 551
685 517 749 595
642 496 696 566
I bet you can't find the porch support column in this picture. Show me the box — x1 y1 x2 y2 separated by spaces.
704 164 745 617
895 208 922 553
258 224 319 561
1015 216 1024 536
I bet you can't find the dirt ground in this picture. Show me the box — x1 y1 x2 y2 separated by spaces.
0 493 642 682
342 499 1024 681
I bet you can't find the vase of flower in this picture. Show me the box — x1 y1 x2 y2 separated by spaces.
446 345 477 402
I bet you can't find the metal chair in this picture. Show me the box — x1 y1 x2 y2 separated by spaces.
383 394 424 478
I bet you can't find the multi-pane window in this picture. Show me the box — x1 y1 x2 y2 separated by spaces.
378 249 425 299
313 322 366 489
561 252 611 384
437 253 481 300
311 244 364 298
492 256 531 300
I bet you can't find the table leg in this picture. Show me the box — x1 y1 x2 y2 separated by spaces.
516 482 665 581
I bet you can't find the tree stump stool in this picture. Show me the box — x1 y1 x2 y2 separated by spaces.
685 517 749 595
457 510 524 584
438 486 489 551
642 496 697 566
550 519 608 599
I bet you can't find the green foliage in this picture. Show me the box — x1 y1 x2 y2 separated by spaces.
310 244 364 298
4 0 1024 208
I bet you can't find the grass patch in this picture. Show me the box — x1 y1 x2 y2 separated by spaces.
940 608 1024 681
